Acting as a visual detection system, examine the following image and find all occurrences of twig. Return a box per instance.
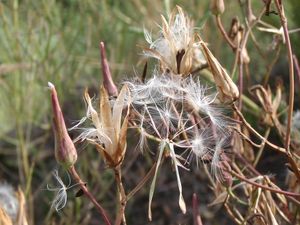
[69,166,112,225]
[233,126,266,148]
[273,0,300,184]
[215,15,237,50]
[232,104,286,153]
[235,153,300,206]
[274,0,294,153]
[232,171,300,198]
[253,127,270,167]
[263,45,281,86]
[237,8,266,108]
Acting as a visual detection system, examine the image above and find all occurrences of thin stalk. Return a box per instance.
[215,15,236,50]
[274,0,294,153]
[263,45,281,86]
[232,171,300,198]
[232,104,286,153]
[237,8,265,109]
[273,0,300,184]
[114,167,127,225]
[69,166,112,225]
[253,127,270,167]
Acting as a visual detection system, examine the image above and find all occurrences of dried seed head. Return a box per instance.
[100,42,118,97]
[72,84,130,168]
[143,6,204,76]
[210,0,225,15]
[48,82,77,169]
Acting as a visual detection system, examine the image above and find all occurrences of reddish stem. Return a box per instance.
[273,0,300,184]
[192,193,203,225]
[232,171,300,198]
[69,166,112,225]
[215,15,236,50]
[274,1,294,153]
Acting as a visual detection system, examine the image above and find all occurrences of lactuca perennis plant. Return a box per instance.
[46,2,300,224]
[48,5,237,224]
[72,84,130,168]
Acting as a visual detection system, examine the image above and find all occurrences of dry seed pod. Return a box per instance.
[228,17,240,41]
[237,27,250,64]
[198,35,239,102]
[210,0,225,15]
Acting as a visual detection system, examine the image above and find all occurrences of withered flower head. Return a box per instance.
[48,82,77,169]
[72,85,130,168]
[250,84,282,126]
[144,6,205,75]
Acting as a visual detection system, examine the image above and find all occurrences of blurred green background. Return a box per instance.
[0,0,299,224]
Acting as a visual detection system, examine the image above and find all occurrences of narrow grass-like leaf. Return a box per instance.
[148,141,166,221]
